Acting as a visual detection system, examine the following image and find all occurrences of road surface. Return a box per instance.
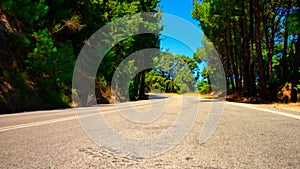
[0,94,299,168]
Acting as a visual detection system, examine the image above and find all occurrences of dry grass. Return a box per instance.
[257,102,300,112]
[149,92,213,99]
[150,92,300,112]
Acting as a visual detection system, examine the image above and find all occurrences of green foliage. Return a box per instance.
[0,0,161,112]
[145,70,167,92]
[174,67,196,93]
[112,59,138,101]
[3,0,49,26]
[0,69,41,112]
[197,80,211,94]
[295,69,300,90]
[129,80,137,101]
[192,0,300,101]
[286,10,300,34]
[25,29,74,107]
[97,76,108,88]
[146,52,198,94]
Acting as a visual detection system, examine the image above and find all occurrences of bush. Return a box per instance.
[25,29,75,108]
[197,80,211,94]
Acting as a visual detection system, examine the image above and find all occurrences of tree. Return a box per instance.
[192,0,300,102]
[145,52,198,94]
[286,6,300,102]
[0,0,161,112]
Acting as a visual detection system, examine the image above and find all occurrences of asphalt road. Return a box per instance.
[0,94,299,168]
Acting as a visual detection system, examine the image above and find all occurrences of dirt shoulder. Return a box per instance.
[226,93,300,112]
[255,102,300,112]
[149,92,300,112]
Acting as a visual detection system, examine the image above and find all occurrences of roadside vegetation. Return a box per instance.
[0,0,299,113]
[192,0,300,103]
[0,0,160,113]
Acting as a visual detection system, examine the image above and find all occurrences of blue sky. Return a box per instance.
[159,0,203,58]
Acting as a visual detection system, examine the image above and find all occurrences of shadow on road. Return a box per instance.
[146,94,169,100]
[199,99,222,102]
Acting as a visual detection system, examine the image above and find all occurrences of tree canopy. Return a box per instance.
[192,0,300,102]
[0,0,161,112]
[1,0,299,113]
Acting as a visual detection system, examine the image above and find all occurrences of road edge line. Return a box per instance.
[225,102,300,120]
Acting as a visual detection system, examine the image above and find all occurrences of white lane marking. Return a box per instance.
[0,109,74,117]
[0,116,78,132]
[0,98,168,117]
[226,102,300,120]
[0,102,162,133]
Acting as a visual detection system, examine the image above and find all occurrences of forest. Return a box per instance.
[0,0,299,113]
[192,0,300,103]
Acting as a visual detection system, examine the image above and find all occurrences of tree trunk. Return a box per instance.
[262,9,275,80]
[240,0,249,95]
[232,23,241,92]
[282,7,291,84]
[282,24,289,83]
[291,33,300,102]
[254,0,267,98]
[225,30,236,90]
[248,0,256,96]
[138,71,146,100]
